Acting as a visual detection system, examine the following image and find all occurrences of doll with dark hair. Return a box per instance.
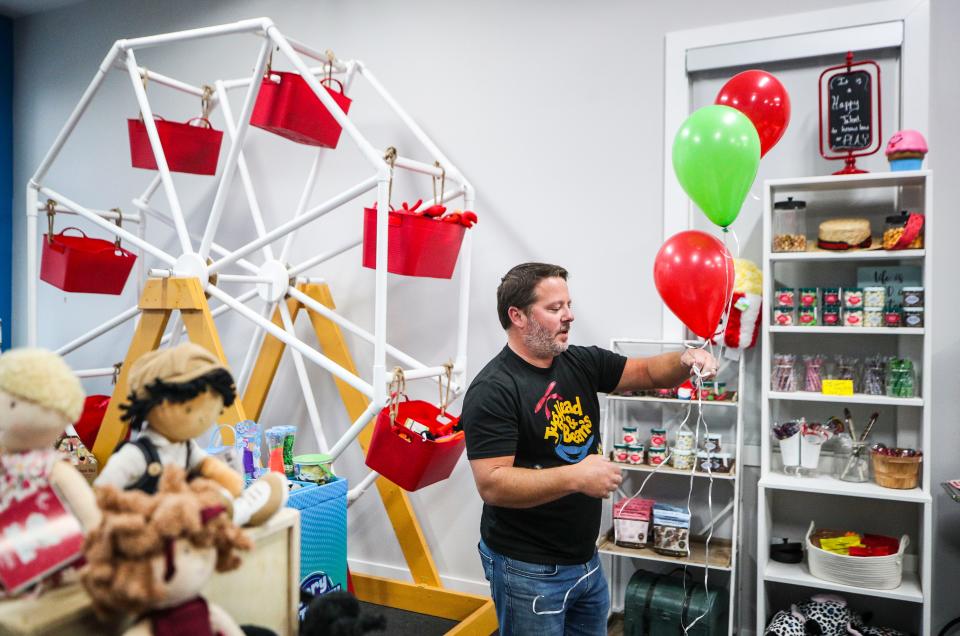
[95,343,285,527]
[300,591,387,636]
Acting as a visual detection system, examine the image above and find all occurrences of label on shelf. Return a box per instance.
[821,379,854,396]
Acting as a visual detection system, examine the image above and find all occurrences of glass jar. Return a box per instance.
[843,306,863,327]
[901,287,924,308]
[862,355,887,395]
[843,288,864,308]
[883,211,924,250]
[773,197,807,252]
[771,354,799,392]
[613,444,629,463]
[774,288,795,307]
[836,439,870,483]
[773,306,795,326]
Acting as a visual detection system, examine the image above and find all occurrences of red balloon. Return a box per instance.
[715,70,790,158]
[654,231,735,339]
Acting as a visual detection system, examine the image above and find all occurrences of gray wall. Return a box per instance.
[10,0,959,631]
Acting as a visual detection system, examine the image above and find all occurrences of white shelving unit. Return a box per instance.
[757,170,933,633]
[600,338,745,635]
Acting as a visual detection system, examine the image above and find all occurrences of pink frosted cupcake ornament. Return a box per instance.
[885,130,928,171]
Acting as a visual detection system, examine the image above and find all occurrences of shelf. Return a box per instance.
[607,395,738,408]
[770,326,924,335]
[769,249,925,262]
[617,461,737,481]
[598,532,732,571]
[759,473,930,503]
[768,391,923,407]
[766,170,929,192]
[764,560,924,603]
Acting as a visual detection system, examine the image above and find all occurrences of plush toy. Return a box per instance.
[94,343,285,526]
[0,348,101,595]
[83,465,252,635]
[300,591,386,636]
[764,594,907,636]
[713,258,762,351]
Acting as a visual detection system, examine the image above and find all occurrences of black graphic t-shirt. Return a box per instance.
[461,344,627,565]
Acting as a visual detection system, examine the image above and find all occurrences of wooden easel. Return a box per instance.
[93,277,497,635]
[91,277,246,466]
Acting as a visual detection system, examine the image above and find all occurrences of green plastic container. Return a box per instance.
[624,569,728,636]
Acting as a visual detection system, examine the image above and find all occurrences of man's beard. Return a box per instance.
[523,315,569,358]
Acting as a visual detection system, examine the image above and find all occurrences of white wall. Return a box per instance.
[19,0,958,625]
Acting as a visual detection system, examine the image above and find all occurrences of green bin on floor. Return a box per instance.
[623,568,727,636]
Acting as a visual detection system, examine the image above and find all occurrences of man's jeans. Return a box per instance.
[478,539,609,635]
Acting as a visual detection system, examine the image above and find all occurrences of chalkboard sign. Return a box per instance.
[828,70,872,151]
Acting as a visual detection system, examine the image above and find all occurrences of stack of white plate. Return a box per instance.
[804,521,907,590]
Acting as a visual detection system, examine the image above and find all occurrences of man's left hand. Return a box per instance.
[680,348,718,380]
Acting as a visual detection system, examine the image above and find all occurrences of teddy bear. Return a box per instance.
[0,348,101,595]
[83,465,253,635]
[94,342,285,527]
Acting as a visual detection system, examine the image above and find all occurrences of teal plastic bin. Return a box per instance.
[287,477,347,617]
[624,569,728,636]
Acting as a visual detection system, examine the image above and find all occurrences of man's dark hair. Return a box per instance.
[496,262,568,330]
[119,368,237,432]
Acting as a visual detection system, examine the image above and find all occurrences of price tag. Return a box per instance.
[821,379,854,396]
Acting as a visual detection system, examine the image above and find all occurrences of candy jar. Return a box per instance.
[862,355,887,396]
[886,358,916,398]
[772,197,807,252]
[803,355,825,392]
[771,354,799,392]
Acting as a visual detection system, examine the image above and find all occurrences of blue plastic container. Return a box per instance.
[287,477,348,618]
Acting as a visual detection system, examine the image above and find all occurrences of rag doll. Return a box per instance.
[95,343,285,526]
[0,348,100,595]
[83,465,252,635]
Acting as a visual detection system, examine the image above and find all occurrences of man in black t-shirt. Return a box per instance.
[461,262,717,635]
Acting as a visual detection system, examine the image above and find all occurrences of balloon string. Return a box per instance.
[712,226,742,362]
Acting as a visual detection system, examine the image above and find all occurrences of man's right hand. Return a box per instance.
[574,454,623,498]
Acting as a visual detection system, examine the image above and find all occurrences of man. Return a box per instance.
[461,262,717,635]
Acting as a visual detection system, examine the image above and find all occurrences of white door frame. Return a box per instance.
[661,0,930,340]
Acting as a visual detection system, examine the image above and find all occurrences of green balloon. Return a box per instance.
[672,105,761,228]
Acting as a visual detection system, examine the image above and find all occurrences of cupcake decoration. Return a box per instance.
[885,129,927,171]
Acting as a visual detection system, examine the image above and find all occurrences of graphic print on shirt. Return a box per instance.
[535,380,594,463]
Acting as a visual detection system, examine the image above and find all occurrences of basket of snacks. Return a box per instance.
[871,444,922,489]
[805,522,907,590]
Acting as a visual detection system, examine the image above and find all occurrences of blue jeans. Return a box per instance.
[478,539,609,635]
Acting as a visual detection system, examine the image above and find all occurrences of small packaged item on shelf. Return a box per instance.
[832,355,860,390]
[772,421,801,474]
[862,356,887,395]
[621,426,639,446]
[674,428,694,451]
[235,420,263,485]
[627,445,645,465]
[650,428,667,448]
[696,452,735,474]
[843,288,864,308]
[803,355,825,392]
[774,288,795,307]
[886,359,916,398]
[863,286,886,308]
[883,304,902,327]
[652,504,691,557]
[773,306,795,326]
[798,288,818,308]
[843,307,863,327]
[613,443,629,463]
[798,306,817,326]
[646,447,667,467]
[901,286,924,308]
[772,197,807,252]
[903,307,924,328]
[613,497,655,548]
[864,308,883,328]
[671,449,694,471]
[821,287,841,306]
[704,434,722,454]
[821,305,842,326]
[771,354,799,392]
[293,453,335,484]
